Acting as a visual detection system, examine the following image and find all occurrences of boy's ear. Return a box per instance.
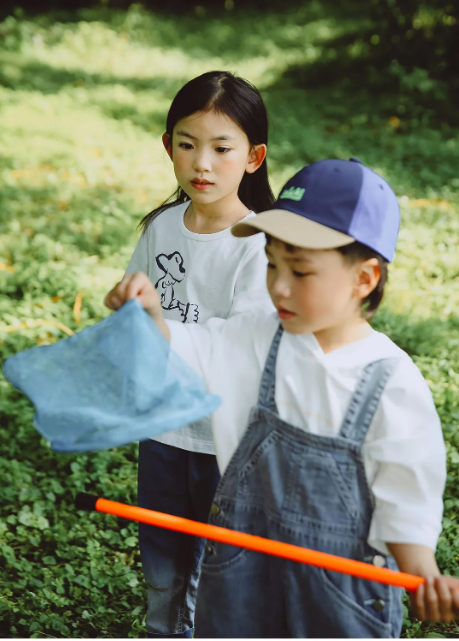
[245,143,267,174]
[356,258,380,299]
[162,132,173,160]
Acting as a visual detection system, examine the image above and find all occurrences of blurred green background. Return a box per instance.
[1,0,459,637]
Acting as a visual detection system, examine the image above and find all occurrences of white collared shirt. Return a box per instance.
[168,310,446,554]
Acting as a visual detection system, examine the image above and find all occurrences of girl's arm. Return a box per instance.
[104,272,170,341]
[387,543,459,622]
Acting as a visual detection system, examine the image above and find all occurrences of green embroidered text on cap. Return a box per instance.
[279,186,305,202]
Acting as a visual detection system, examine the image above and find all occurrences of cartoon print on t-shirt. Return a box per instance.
[155,252,199,323]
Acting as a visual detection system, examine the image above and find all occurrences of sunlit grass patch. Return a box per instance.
[0,4,459,638]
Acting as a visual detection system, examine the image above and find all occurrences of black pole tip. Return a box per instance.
[75,492,98,512]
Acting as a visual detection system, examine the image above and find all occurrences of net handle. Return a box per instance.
[75,493,423,591]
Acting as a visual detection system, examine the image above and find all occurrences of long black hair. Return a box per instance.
[139,71,275,232]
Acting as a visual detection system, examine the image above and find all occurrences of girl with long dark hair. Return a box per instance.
[121,70,275,638]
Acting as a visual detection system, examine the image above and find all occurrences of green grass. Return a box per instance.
[1,3,459,637]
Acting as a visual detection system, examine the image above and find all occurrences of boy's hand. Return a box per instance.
[411,576,459,623]
[387,543,459,623]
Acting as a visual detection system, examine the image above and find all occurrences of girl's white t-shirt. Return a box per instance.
[125,200,274,453]
[168,310,447,555]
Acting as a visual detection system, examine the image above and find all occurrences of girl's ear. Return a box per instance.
[245,143,267,174]
[162,132,173,160]
[355,258,380,300]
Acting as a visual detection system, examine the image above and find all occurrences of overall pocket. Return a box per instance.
[282,448,359,533]
[319,566,396,637]
[199,518,254,574]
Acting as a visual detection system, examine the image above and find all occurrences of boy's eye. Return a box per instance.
[293,271,312,278]
[267,262,276,269]
[216,147,231,154]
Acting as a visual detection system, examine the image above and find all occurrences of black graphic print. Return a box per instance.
[155,252,199,323]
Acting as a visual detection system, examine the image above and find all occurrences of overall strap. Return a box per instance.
[339,357,400,444]
[258,325,284,412]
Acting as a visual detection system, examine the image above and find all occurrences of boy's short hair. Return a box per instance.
[265,235,387,320]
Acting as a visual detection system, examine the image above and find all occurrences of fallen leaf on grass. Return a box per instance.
[409,199,453,211]
[73,291,83,324]
[0,262,15,273]
[0,319,74,336]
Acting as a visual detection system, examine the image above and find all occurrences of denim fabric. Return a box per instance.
[195,326,403,638]
[138,439,220,636]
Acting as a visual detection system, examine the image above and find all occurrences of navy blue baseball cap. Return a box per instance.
[233,158,400,262]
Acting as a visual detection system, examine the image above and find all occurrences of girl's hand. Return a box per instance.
[105,273,162,319]
[411,576,459,623]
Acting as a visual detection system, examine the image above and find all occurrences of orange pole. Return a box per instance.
[76,493,424,591]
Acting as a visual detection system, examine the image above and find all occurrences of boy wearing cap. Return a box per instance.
[105,159,458,638]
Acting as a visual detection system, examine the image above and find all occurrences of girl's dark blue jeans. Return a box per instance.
[138,439,220,638]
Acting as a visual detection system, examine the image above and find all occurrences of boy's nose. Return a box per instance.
[271,276,291,299]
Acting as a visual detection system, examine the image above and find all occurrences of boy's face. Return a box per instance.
[265,238,371,336]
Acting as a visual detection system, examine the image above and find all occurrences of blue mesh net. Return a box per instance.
[3,300,220,453]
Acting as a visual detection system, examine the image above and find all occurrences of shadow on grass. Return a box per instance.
[2,2,458,128]
[0,0,311,22]
[1,7,458,194]
[98,101,167,133]
[264,25,459,128]
[0,57,187,97]
[261,64,459,195]
[3,1,354,61]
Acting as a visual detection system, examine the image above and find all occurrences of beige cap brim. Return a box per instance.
[232,209,355,250]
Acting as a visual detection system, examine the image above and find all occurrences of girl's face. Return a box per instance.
[163,109,265,209]
[265,239,379,339]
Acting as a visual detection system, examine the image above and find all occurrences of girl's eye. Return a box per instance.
[293,271,312,278]
[267,262,276,269]
[178,142,193,149]
[216,147,231,154]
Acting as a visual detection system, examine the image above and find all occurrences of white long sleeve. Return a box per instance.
[168,311,446,553]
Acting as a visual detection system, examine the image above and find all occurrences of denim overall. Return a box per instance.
[195,327,403,638]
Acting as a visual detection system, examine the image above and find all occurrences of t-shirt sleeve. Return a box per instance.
[125,228,150,275]
[228,237,274,317]
[365,358,446,554]
[168,320,214,385]
[168,311,277,472]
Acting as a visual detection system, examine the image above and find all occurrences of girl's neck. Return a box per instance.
[184,195,250,235]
